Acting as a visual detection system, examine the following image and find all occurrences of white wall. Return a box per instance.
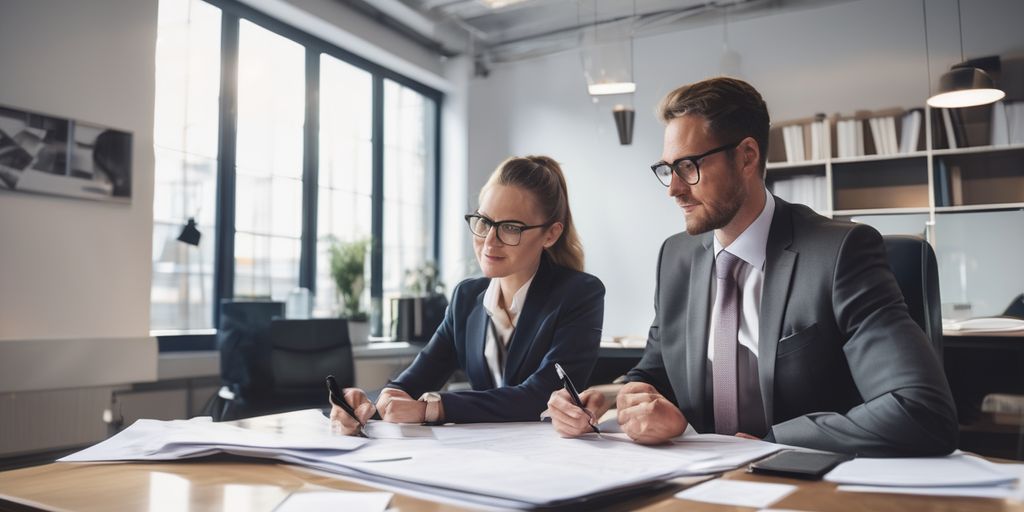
[465,0,1024,336]
[0,0,158,341]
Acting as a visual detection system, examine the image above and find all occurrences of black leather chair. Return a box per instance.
[882,235,943,363]
[214,300,354,420]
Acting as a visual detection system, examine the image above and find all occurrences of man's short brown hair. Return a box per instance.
[657,77,770,173]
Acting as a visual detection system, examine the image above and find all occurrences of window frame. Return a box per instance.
[157,0,443,350]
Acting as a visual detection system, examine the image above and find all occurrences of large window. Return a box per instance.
[382,80,437,328]
[315,55,373,317]
[151,0,221,331]
[151,0,441,339]
[233,20,305,301]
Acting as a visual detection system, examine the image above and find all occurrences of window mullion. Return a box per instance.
[213,12,240,327]
[371,74,385,336]
[300,48,319,292]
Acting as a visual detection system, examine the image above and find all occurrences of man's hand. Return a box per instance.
[328,388,375,436]
[375,388,426,424]
[616,382,688,445]
[545,388,610,437]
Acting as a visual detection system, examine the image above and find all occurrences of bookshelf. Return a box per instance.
[766,106,1024,222]
[767,105,1024,321]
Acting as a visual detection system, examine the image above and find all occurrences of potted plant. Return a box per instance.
[329,237,370,345]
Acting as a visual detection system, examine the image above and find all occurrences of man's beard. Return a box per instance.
[683,168,746,235]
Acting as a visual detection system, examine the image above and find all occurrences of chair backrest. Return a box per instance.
[267,318,354,398]
[882,235,943,362]
[217,300,284,394]
[217,301,353,419]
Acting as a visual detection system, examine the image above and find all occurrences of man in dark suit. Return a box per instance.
[547,77,957,457]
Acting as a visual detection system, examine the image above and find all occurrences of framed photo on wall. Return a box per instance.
[0,104,132,203]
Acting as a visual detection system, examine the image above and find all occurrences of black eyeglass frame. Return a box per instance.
[464,213,555,246]
[650,139,743,187]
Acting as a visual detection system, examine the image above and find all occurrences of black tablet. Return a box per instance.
[748,449,854,480]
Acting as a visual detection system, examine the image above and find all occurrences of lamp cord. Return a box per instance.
[922,0,932,97]
[956,0,965,63]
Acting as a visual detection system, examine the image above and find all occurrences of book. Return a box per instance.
[884,116,899,155]
[1006,101,1024,144]
[869,117,884,155]
[899,109,923,153]
[934,159,951,206]
[942,108,958,149]
[949,164,963,206]
[767,125,787,163]
[991,101,1009,146]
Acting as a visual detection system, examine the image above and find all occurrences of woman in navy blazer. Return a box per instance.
[331,155,605,430]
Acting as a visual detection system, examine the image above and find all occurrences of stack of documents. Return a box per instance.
[61,411,368,461]
[61,409,781,510]
[943,316,1024,334]
[825,452,1023,500]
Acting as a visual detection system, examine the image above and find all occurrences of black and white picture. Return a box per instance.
[0,105,132,203]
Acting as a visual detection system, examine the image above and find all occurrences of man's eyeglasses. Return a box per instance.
[464,213,553,246]
[650,140,742,187]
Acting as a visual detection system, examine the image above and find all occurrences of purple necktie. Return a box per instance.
[713,250,742,435]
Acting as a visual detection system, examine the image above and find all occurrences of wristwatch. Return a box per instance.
[419,392,443,425]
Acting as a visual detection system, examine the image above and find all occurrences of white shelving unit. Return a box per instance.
[766,106,1024,241]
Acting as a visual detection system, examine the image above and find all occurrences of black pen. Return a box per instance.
[326,375,369,438]
[554,363,601,435]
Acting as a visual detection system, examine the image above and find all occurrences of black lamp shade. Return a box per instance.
[613,108,635,145]
[928,67,1005,108]
[177,218,201,246]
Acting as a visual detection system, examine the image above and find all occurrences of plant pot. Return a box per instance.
[347,320,370,346]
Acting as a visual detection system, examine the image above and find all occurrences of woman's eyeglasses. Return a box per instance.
[464,214,553,246]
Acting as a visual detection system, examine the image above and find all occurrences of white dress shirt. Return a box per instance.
[482,274,535,387]
[707,188,775,362]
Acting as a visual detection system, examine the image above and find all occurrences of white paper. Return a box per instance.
[838,484,1015,499]
[837,461,1024,500]
[60,410,366,462]
[363,421,436,439]
[274,490,392,512]
[60,410,782,509]
[825,453,1018,487]
[675,479,797,508]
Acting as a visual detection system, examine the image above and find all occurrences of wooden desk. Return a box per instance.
[1,450,1021,511]
[1,457,1021,511]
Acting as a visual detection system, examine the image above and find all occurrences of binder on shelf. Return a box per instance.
[957,104,993,147]
[802,122,812,161]
[949,165,963,206]
[934,159,951,207]
[991,101,1010,146]
[932,108,949,150]
[940,108,971,149]
[899,109,924,153]
[857,110,877,156]
[1007,101,1024,144]
[767,125,787,163]
[864,108,903,156]
[771,116,829,164]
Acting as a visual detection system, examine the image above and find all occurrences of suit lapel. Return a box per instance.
[503,255,554,382]
[685,233,714,431]
[466,289,494,389]
[757,197,797,425]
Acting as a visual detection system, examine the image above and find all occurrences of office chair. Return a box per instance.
[882,235,943,363]
[213,300,354,420]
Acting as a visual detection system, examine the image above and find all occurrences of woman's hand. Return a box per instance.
[328,388,375,436]
[545,388,610,437]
